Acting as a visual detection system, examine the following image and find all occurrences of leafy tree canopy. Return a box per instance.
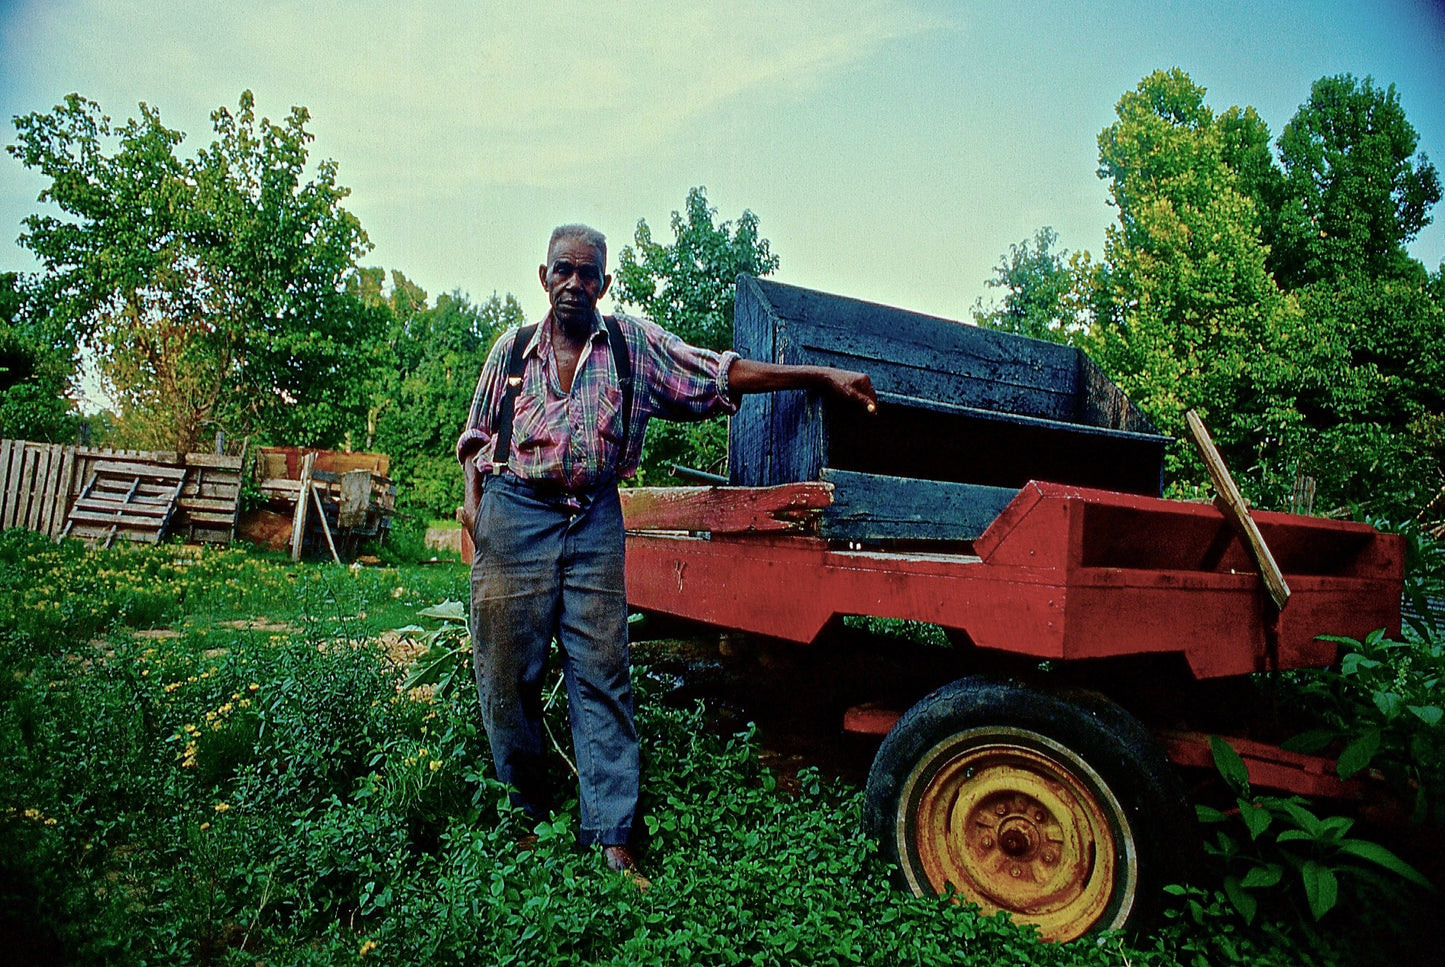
[971,226,1089,344]
[1271,74,1442,289]
[7,91,378,452]
[357,268,522,519]
[992,68,1441,521]
[0,271,79,443]
[612,187,780,482]
[612,186,779,353]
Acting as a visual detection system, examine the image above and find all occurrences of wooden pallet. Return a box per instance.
[60,460,187,548]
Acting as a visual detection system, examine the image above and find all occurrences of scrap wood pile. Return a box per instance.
[0,439,243,548]
[241,447,396,562]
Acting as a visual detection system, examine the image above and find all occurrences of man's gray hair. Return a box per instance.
[548,223,607,267]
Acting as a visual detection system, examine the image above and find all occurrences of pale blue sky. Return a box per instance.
[2,0,1441,332]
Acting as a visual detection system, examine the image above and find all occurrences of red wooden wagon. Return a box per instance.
[617,277,1406,941]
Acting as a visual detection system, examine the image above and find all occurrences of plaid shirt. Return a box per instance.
[456,311,739,491]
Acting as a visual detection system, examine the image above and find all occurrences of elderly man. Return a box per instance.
[457,224,874,879]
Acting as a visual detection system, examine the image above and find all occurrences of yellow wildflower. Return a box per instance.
[429,760,443,772]
[359,939,378,957]
[213,802,230,813]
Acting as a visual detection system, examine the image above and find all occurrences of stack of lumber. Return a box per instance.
[0,439,243,546]
[243,447,395,561]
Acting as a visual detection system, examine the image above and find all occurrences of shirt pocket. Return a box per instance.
[510,392,561,455]
[596,383,626,448]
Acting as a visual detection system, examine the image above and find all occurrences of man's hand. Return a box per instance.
[823,369,877,413]
[461,456,484,535]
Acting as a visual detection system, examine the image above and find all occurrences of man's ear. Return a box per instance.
[599,272,612,299]
[538,263,549,288]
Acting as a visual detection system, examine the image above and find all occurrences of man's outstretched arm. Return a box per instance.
[726,358,877,411]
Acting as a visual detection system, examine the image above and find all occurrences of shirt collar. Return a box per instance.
[533,310,606,357]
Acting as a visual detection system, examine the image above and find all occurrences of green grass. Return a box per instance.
[0,529,1432,965]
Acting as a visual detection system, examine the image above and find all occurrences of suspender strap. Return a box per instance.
[602,315,634,463]
[490,323,537,474]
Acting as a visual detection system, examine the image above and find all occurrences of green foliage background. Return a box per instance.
[974,70,1443,524]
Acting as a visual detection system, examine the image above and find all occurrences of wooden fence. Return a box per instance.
[0,439,244,545]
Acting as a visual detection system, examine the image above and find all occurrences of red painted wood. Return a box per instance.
[1157,731,1373,799]
[619,482,832,533]
[844,704,902,736]
[624,482,1405,678]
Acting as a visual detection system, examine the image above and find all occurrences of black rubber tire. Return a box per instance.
[862,676,1189,941]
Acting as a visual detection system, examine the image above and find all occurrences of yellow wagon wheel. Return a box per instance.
[863,678,1188,942]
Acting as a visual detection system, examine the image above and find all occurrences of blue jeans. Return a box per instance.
[469,474,637,846]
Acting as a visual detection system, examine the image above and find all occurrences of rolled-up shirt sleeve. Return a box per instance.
[455,330,514,470]
[635,318,739,421]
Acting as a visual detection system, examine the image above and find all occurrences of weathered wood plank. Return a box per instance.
[338,470,373,528]
[182,453,244,469]
[73,493,174,514]
[185,510,244,525]
[291,453,315,561]
[621,482,834,533]
[8,441,30,529]
[0,440,19,528]
[728,275,1167,502]
[819,469,1018,542]
[1187,410,1290,610]
[176,497,241,513]
[88,460,187,481]
[741,275,1080,418]
[46,446,78,538]
[67,507,173,525]
[23,444,51,533]
[15,446,39,532]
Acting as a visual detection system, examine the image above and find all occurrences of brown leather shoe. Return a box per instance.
[601,845,651,890]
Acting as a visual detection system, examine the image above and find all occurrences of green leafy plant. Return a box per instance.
[1283,624,1445,825]
[1197,736,1432,926]
[397,599,472,700]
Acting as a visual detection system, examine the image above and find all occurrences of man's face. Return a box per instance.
[540,237,611,339]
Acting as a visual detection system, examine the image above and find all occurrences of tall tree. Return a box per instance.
[1083,69,1442,520]
[359,270,521,519]
[0,272,78,442]
[612,186,779,353]
[1271,74,1441,289]
[971,226,1088,344]
[612,187,781,481]
[1088,69,1292,494]
[8,91,377,452]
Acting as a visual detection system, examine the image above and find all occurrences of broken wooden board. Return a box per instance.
[620,482,832,533]
[60,460,187,547]
[1186,409,1290,610]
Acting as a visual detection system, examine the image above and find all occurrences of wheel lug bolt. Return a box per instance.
[995,803,1007,816]
[1010,865,1021,877]
[981,836,993,848]
[1033,809,1045,822]
[1043,851,1056,864]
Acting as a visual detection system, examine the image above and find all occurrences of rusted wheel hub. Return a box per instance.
[906,731,1133,942]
